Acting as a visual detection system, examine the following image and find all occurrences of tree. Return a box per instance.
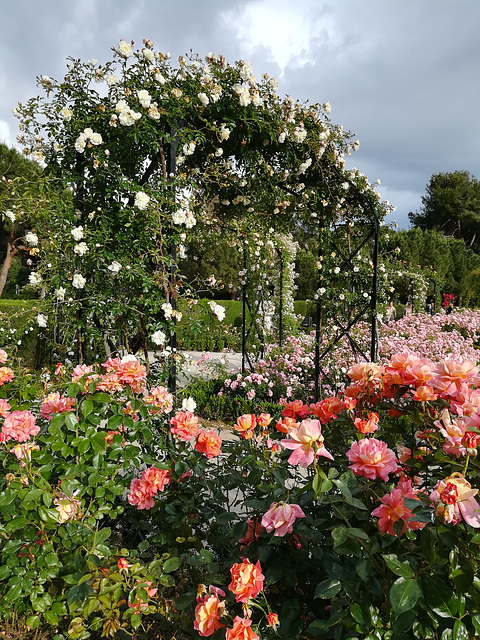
[384,227,480,306]
[0,144,54,297]
[409,171,480,251]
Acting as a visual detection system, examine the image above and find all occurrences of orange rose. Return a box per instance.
[226,616,259,640]
[195,430,222,458]
[228,559,264,603]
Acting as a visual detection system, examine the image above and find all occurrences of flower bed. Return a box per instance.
[2,345,480,638]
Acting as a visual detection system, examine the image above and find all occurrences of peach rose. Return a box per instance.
[228,559,264,603]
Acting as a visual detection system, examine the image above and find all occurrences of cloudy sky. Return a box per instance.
[1,0,479,228]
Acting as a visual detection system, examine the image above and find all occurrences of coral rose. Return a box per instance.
[170,411,200,441]
[40,392,76,419]
[194,594,226,637]
[226,616,259,640]
[233,414,256,439]
[2,410,39,442]
[195,430,222,458]
[0,366,14,386]
[281,419,333,467]
[228,559,264,603]
[346,438,399,482]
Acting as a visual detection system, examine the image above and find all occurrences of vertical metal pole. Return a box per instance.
[314,224,323,402]
[242,245,247,374]
[278,248,283,348]
[433,279,437,312]
[370,215,380,362]
[168,130,178,395]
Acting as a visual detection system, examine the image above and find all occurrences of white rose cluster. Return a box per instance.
[4,210,16,223]
[36,313,48,328]
[209,301,226,322]
[114,100,142,127]
[75,128,103,153]
[151,329,166,346]
[28,272,42,288]
[118,39,133,58]
[25,232,39,247]
[232,84,251,107]
[72,273,86,289]
[134,191,150,210]
[71,226,84,241]
[74,242,88,256]
[108,261,122,274]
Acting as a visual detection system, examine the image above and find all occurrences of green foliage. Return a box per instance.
[386,227,480,306]
[409,170,480,252]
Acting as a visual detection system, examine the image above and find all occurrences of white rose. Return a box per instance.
[55,287,66,301]
[134,191,150,210]
[198,92,209,107]
[89,132,103,145]
[28,272,42,287]
[181,397,197,412]
[118,39,133,58]
[25,232,39,247]
[72,273,86,289]
[71,226,84,241]
[172,209,187,225]
[151,330,166,346]
[36,314,47,328]
[60,106,73,122]
[162,302,173,319]
[108,261,122,274]
[137,89,152,108]
[5,210,16,223]
[74,242,88,256]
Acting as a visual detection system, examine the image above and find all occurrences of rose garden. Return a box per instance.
[2,39,480,640]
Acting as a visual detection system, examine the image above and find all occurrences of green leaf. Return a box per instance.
[331,526,349,548]
[350,603,371,630]
[5,583,23,601]
[64,412,78,430]
[332,478,352,501]
[315,578,342,599]
[389,577,420,615]
[383,554,415,579]
[39,506,59,524]
[23,488,44,503]
[92,392,111,404]
[93,527,111,546]
[6,517,28,533]
[174,592,196,610]
[163,557,181,573]
[452,620,469,640]
[81,399,94,417]
[67,582,95,606]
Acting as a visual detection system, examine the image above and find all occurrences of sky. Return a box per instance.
[1,0,480,229]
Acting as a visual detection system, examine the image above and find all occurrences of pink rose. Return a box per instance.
[2,410,39,442]
[281,419,333,467]
[346,438,399,482]
[261,502,305,537]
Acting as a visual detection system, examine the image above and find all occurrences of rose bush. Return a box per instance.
[2,343,480,638]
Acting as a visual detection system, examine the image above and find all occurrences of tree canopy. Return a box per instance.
[409,171,480,252]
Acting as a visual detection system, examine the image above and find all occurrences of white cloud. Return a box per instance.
[221,0,337,72]
[0,120,12,147]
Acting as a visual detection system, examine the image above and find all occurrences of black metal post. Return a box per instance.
[168,129,178,395]
[314,224,323,402]
[241,245,247,373]
[277,248,284,348]
[370,214,380,362]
